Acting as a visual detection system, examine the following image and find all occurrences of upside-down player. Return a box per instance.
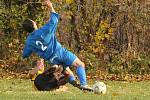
[29,59,85,91]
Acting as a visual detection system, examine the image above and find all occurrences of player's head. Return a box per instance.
[34,73,67,91]
[34,65,68,91]
[22,19,38,33]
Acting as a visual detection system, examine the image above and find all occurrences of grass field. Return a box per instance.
[0,79,150,100]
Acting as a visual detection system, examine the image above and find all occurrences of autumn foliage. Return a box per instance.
[0,0,150,80]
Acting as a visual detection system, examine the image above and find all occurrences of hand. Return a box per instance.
[37,59,44,71]
[44,0,52,8]
[44,0,55,12]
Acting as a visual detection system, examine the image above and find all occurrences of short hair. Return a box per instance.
[22,19,35,33]
[34,73,58,91]
[34,66,68,91]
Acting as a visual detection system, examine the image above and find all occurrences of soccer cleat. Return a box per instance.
[69,80,80,88]
[79,85,93,91]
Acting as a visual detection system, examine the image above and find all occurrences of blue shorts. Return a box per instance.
[48,47,77,67]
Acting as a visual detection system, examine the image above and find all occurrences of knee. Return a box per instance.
[77,61,85,68]
[72,58,85,68]
[81,62,85,68]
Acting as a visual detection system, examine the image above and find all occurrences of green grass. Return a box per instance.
[0,79,150,100]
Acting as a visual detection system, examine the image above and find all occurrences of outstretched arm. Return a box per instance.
[22,44,32,58]
[40,0,60,39]
[44,0,55,13]
[29,59,44,80]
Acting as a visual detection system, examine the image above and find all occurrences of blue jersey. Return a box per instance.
[22,12,62,60]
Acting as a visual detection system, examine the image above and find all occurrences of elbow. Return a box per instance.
[52,18,58,25]
[50,12,59,24]
[22,54,28,59]
[22,55,25,59]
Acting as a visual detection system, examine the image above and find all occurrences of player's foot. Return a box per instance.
[69,80,80,87]
[79,85,93,91]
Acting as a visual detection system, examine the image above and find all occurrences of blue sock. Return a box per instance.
[76,65,87,86]
[68,75,75,83]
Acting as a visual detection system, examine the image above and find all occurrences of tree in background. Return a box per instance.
[0,0,150,79]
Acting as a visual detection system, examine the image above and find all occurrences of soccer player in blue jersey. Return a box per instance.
[22,0,91,90]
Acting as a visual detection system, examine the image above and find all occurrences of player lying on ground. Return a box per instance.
[22,0,91,90]
[29,59,92,91]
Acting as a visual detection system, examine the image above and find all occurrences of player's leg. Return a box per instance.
[60,48,90,88]
[50,48,77,84]
[53,47,91,89]
[72,58,92,90]
[63,67,80,88]
[64,67,75,83]
[71,58,87,86]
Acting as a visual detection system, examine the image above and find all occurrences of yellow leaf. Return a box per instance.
[108,28,114,34]
[65,0,74,4]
